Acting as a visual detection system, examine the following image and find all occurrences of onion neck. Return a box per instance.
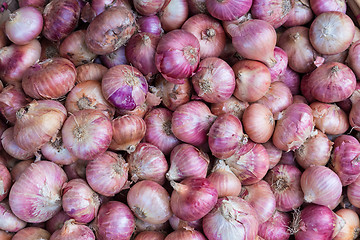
[170,181,189,193]
[77,97,94,110]
[162,121,172,136]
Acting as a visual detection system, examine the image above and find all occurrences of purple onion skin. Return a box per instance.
[108,85,137,110]
[99,46,128,68]
[138,15,163,36]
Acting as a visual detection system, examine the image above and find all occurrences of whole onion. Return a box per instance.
[258,211,291,240]
[206,0,252,21]
[99,46,128,68]
[50,219,95,240]
[165,229,206,240]
[333,208,360,240]
[134,0,165,15]
[159,0,188,32]
[310,0,346,15]
[9,161,67,223]
[0,85,30,124]
[138,15,163,36]
[347,40,360,79]
[210,96,249,119]
[1,127,34,160]
[11,227,51,240]
[75,63,108,83]
[0,201,26,232]
[283,0,313,27]
[279,67,301,95]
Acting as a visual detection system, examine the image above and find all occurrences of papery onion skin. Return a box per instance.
[76,63,108,83]
[165,229,206,240]
[11,227,51,240]
[134,231,166,240]
[86,151,128,196]
[22,57,76,100]
[206,0,252,21]
[0,164,11,201]
[85,6,136,55]
[258,211,291,240]
[203,196,259,240]
[0,201,26,232]
[50,219,95,240]
[301,166,342,208]
[159,0,188,32]
[62,109,113,161]
[0,85,30,124]
[210,96,249,119]
[1,127,34,160]
[9,161,68,223]
[42,0,80,42]
[283,0,313,27]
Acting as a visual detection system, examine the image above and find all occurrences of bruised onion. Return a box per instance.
[0,163,11,201]
[1,127,34,160]
[0,201,26,232]
[0,85,29,124]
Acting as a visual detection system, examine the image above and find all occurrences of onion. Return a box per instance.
[135,217,170,233]
[42,0,80,42]
[102,65,148,111]
[251,0,295,28]
[138,15,163,36]
[11,227,51,240]
[347,40,360,79]
[0,39,41,84]
[191,57,235,103]
[0,85,30,124]
[127,180,172,224]
[63,159,88,180]
[14,100,67,152]
[232,60,271,102]
[293,95,308,104]
[0,201,26,232]
[75,63,108,83]
[279,151,299,166]
[170,177,218,221]
[169,215,202,231]
[295,130,333,169]
[9,161,67,223]
[125,33,160,77]
[171,101,216,147]
[93,201,135,240]
[39,38,60,61]
[90,0,132,16]
[61,178,100,223]
[45,210,71,234]
[263,141,282,168]
[99,46,128,68]
[334,208,360,240]
[65,80,115,119]
[310,0,346,15]
[85,6,136,55]
[166,143,209,182]
[293,204,336,240]
[18,0,48,8]
[144,108,180,156]
[241,180,276,224]
[86,151,128,196]
[134,231,166,240]
[265,164,303,212]
[309,11,354,55]
[225,141,270,185]
[59,30,97,66]
[11,160,33,182]
[206,0,251,21]
[109,115,146,152]
[22,57,76,100]
[208,113,245,159]
[301,166,342,208]
[350,101,360,131]
[283,0,313,27]
[258,211,291,240]
[165,228,206,240]
[134,0,165,15]
[159,0,188,32]
[62,109,113,161]
[279,67,301,95]
[0,162,10,201]
[269,47,288,82]
[203,196,259,240]
[307,62,356,103]
[278,26,319,73]
[50,219,95,240]
[4,6,43,45]
[210,96,249,119]
[1,127,34,160]
[155,29,200,84]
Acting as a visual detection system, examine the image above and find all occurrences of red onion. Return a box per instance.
[62,178,100,223]
[208,113,245,159]
[0,201,26,232]
[279,150,299,166]
[309,11,354,55]
[251,0,295,28]
[269,47,288,83]
[310,0,346,16]
[165,229,206,240]
[169,215,202,231]
[18,0,48,8]
[63,159,88,180]
[283,0,313,27]
[334,209,360,239]
[135,217,170,233]
[85,6,136,55]
[350,100,360,131]
[41,133,77,165]
[207,160,241,198]
[293,204,336,240]
[22,57,76,100]
[42,0,80,42]
[5,6,43,45]
[99,46,128,68]
[138,15,163,36]
[210,96,249,119]
[241,180,276,224]
[295,130,333,169]
[166,143,209,182]
[127,180,172,224]
[203,196,259,240]
[301,166,342,208]
[159,0,188,32]
[50,219,95,240]
[0,29,7,49]
[144,108,180,156]
[134,0,165,15]
[45,210,71,234]
[232,60,271,102]
[1,127,34,160]
[232,20,277,67]
[206,0,251,21]
[225,141,270,185]
[11,227,51,240]
[347,40,360,79]
[278,67,301,95]
[155,29,200,84]
[258,211,291,240]
[134,231,166,240]
[109,115,146,152]
[9,161,67,223]
[308,62,356,103]
[347,175,360,209]
[86,151,128,196]
[0,163,10,201]
[90,0,131,16]
[102,65,148,111]
[39,37,60,61]
[0,39,41,84]
[278,26,319,73]
[263,141,282,168]
[171,101,216,147]
[182,14,226,58]
[93,201,135,240]
[76,63,108,83]
[0,85,29,124]
[191,57,235,103]
[265,164,304,212]
[14,100,67,152]
[170,177,218,221]
[293,95,308,104]
[11,159,33,182]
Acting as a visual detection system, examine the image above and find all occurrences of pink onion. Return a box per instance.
[301,166,342,208]
[45,210,71,234]
[347,40,360,79]
[1,127,34,160]
[50,219,95,240]
[135,231,166,240]
[11,227,50,240]
[203,196,259,240]
[165,229,206,240]
[99,46,128,68]
[310,0,346,15]
[269,47,288,83]
[350,101,360,131]
[10,160,33,182]
[18,0,48,8]
[138,15,163,36]
[206,0,252,21]
[0,85,30,124]
[134,0,165,15]
[258,211,291,240]
[0,201,26,232]
[263,141,282,169]
[279,67,301,95]
[170,177,218,221]
[75,63,108,84]
[63,160,88,180]
[210,96,249,119]
[283,0,313,27]
[159,0,188,32]
[166,143,209,182]
[334,208,360,240]
[169,215,202,231]
[9,161,67,223]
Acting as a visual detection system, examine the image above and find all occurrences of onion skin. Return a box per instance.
[1,127,34,160]
[85,6,136,55]
[310,0,346,15]
[258,211,291,240]
[99,46,128,68]
[0,164,11,201]
[350,101,360,131]
[134,231,166,240]
[0,230,13,240]
[9,161,68,223]
[0,85,30,124]
[22,57,76,100]
[159,0,189,32]
[41,134,77,166]
[42,0,80,42]
[134,217,170,233]
[269,47,288,82]
[210,96,249,119]
[11,227,51,240]
[169,215,202,231]
[138,15,163,36]
[50,219,95,240]
[75,63,108,83]
[165,229,206,240]
[0,201,26,232]
[206,0,252,21]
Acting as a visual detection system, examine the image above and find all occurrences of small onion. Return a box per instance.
[258,211,291,240]
[283,0,313,27]
[134,231,166,240]
[1,127,34,160]
[0,164,11,201]
[50,219,95,240]
[206,0,252,21]
[334,208,360,240]
[0,201,26,232]
[99,46,128,68]
[159,0,188,32]
[165,228,206,240]
[11,227,51,240]
[133,0,165,16]
[45,210,71,234]
[0,85,30,124]
[138,15,163,36]
[210,96,249,119]
[75,63,108,83]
